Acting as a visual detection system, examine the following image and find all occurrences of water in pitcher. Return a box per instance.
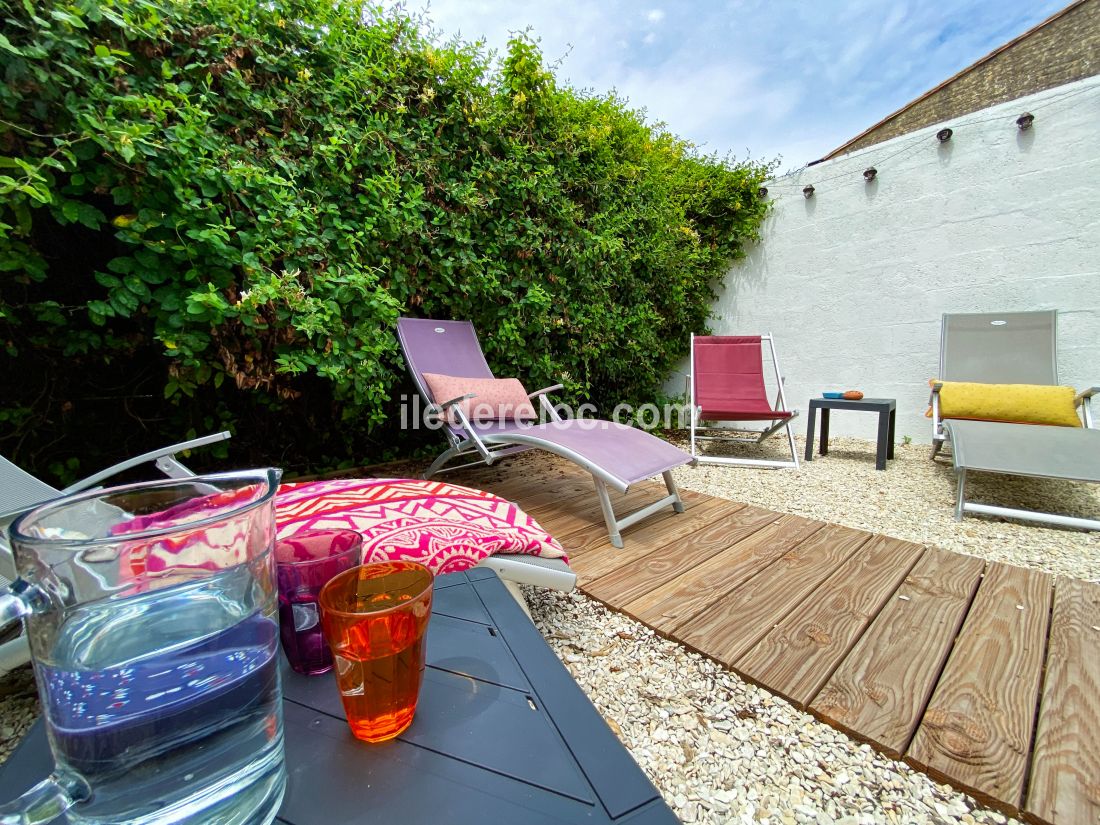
[34,567,284,825]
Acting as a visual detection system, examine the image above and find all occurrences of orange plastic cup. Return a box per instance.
[318,561,434,743]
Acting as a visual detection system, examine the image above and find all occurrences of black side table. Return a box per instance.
[805,397,897,470]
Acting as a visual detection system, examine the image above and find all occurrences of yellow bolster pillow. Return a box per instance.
[935,381,1081,427]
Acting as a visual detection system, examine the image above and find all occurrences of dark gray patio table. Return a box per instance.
[0,568,678,825]
[805,397,897,470]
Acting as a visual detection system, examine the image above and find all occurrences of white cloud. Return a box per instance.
[400,0,1068,165]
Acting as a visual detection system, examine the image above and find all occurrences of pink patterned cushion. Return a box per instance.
[275,478,566,576]
[422,373,536,423]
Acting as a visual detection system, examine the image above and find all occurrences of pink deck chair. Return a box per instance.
[689,334,800,468]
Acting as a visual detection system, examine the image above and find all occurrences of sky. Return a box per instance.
[404,0,1068,171]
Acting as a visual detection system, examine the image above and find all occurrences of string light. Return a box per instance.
[764,83,1098,199]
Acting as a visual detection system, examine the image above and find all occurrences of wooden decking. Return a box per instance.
[463,458,1100,825]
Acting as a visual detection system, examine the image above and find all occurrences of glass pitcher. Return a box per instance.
[0,469,286,825]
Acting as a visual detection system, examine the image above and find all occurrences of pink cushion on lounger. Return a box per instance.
[422,373,536,423]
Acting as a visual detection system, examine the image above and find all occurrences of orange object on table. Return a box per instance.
[843,390,864,400]
[319,561,434,742]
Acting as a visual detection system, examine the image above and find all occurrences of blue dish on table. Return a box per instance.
[822,392,845,399]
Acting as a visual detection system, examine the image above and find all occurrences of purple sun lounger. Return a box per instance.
[397,318,693,548]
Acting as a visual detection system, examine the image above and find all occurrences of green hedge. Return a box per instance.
[0,0,771,480]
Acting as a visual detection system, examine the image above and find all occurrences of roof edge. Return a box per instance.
[820,0,1089,162]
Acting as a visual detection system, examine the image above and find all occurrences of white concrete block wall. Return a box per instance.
[690,75,1100,443]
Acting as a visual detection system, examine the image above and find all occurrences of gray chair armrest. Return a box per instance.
[928,383,946,446]
[426,394,477,433]
[431,393,476,414]
[527,384,564,399]
[527,384,566,422]
[61,431,232,494]
[929,383,945,416]
[1075,387,1099,405]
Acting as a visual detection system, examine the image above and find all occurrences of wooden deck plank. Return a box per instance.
[675,522,872,664]
[621,513,823,630]
[549,489,707,551]
[474,468,593,506]
[735,535,926,708]
[809,548,986,758]
[499,479,596,510]
[546,489,708,555]
[581,498,754,602]
[478,474,616,537]
[906,562,1053,812]
[562,496,732,580]
[1025,577,1100,825]
[524,483,666,538]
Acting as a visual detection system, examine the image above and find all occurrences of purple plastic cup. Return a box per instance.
[275,529,363,675]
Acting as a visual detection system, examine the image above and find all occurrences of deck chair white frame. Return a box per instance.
[688,333,800,469]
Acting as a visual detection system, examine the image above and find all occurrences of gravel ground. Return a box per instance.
[2,434,1094,824]
[0,666,38,766]
[672,432,1100,582]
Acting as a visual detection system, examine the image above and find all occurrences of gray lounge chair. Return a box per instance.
[397,318,693,548]
[930,310,1100,529]
[0,432,233,672]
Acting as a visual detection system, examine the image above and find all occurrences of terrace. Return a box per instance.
[1,1,1098,824]
[1,429,1097,825]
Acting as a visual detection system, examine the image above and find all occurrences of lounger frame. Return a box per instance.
[952,467,1100,530]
